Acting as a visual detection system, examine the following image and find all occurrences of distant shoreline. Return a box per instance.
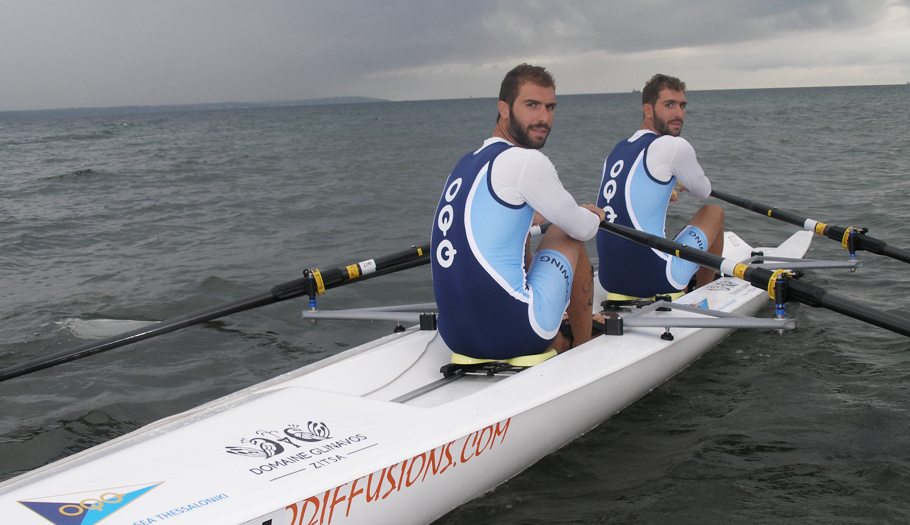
[2,83,905,122]
[0,96,388,121]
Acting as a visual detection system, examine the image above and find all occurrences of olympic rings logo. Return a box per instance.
[58,493,123,516]
[435,177,462,269]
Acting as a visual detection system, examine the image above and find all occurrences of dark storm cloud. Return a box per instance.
[1,0,907,110]
[292,0,903,70]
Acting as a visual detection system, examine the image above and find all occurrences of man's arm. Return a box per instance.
[646,136,711,199]
[492,149,601,240]
[516,153,601,240]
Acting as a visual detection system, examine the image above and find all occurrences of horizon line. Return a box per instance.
[2,82,906,119]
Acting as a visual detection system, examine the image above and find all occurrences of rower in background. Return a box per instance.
[596,74,724,298]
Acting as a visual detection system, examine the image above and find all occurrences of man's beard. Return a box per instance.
[653,112,683,136]
[508,107,550,149]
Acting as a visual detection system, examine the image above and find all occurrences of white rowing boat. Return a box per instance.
[0,230,814,525]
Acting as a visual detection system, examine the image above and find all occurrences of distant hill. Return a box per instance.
[0,96,388,121]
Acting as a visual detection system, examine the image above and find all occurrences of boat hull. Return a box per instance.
[0,231,813,525]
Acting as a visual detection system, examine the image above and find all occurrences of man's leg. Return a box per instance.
[686,204,725,288]
[535,225,596,352]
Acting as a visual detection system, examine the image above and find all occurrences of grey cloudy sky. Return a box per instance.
[3,0,909,111]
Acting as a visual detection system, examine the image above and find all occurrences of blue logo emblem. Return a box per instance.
[19,482,162,525]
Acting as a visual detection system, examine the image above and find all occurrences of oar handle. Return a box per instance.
[599,220,910,338]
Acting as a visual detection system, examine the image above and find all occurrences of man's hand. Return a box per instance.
[670,183,688,204]
[581,203,606,223]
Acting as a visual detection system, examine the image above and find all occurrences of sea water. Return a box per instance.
[2,85,910,523]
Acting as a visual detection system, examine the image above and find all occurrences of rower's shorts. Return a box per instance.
[668,225,708,288]
[527,249,574,334]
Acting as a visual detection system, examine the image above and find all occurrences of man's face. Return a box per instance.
[649,88,687,136]
[505,82,556,149]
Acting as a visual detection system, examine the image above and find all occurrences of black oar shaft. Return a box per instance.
[739,267,910,337]
[599,220,910,338]
[711,189,910,264]
[0,244,431,382]
[881,244,910,262]
[0,291,277,382]
[710,190,808,229]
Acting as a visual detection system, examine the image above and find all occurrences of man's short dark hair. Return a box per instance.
[499,64,556,108]
[642,74,686,106]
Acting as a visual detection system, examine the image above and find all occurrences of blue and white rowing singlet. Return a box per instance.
[431,141,571,359]
[596,133,704,297]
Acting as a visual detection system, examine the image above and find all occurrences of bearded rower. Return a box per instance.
[431,64,605,359]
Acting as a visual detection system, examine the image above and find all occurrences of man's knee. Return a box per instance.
[690,205,724,235]
[700,204,724,225]
[537,225,584,270]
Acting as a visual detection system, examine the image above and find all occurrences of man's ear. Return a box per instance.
[498,100,510,122]
[642,103,653,124]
